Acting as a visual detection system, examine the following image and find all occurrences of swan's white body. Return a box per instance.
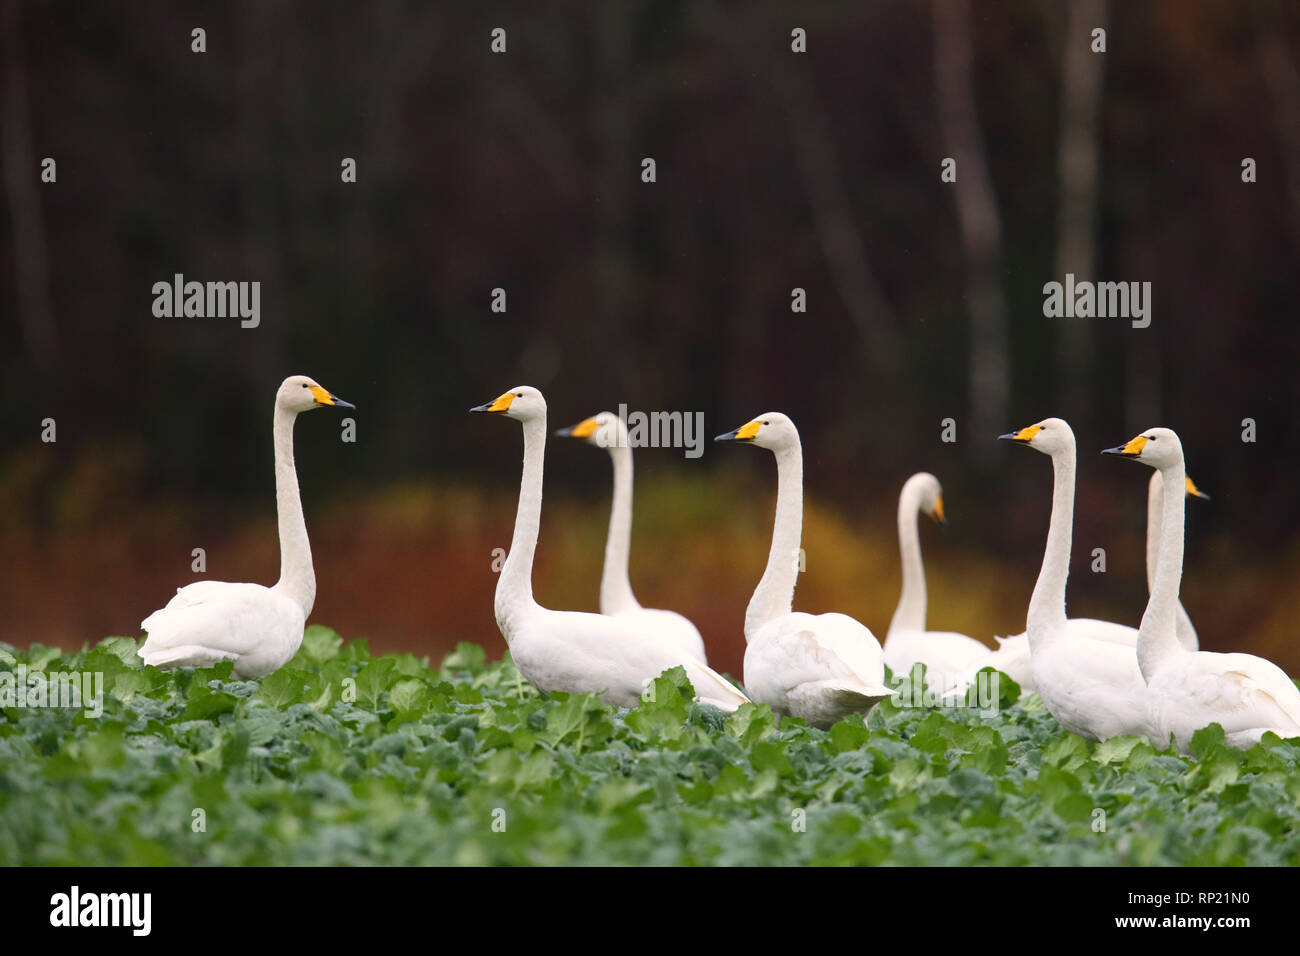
[473,387,747,711]
[1109,428,1300,751]
[717,413,894,729]
[556,412,707,663]
[978,621,1142,695]
[997,419,1151,741]
[971,465,1204,692]
[882,473,991,685]
[139,375,353,679]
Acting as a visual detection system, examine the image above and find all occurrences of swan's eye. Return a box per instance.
[763,420,769,425]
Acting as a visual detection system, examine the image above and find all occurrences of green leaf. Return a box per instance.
[1123,741,1157,772]
[1205,756,1241,794]
[1094,735,1144,766]
[183,687,239,721]
[111,669,153,703]
[538,694,587,747]
[1042,733,1089,772]
[1053,791,1095,823]
[388,679,429,715]
[640,666,694,712]
[1033,764,1082,802]
[827,721,871,754]
[727,703,777,744]
[909,713,955,755]
[355,658,397,711]
[298,625,343,664]
[81,725,127,771]
[513,749,555,792]
[749,740,795,778]
[256,669,310,709]
[97,637,142,665]
[441,642,486,674]
[1189,723,1227,761]
[220,729,250,767]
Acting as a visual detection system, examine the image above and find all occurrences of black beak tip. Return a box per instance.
[713,432,734,443]
[331,397,356,410]
[554,427,573,437]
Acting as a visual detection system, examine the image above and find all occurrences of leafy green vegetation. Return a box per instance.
[2,629,1299,865]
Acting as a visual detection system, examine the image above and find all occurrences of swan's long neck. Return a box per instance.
[1138,459,1187,680]
[600,438,640,615]
[496,416,546,628]
[1144,471,1163,596]
[1147,471,1198,650]
[1026,443,1075,648]
[889,483,927,635]
[271,404,315,616]
[745,440,803,640]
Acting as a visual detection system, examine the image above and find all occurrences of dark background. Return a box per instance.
[2,0,1298,676]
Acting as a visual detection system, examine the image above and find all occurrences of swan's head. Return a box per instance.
[1102,426,1184,470]
[277,375,355,414]
[714,412,798,451]
[555,411,626,448]
[469,385,546,422]
[998,417,1073,457]
[903,472,946,524]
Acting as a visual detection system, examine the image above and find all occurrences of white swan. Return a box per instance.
[883,472,992,685]
[1105,428,1300,751]
[139,375,355,679]
[994,418,1150,741]
[973,462,1207,692]
[715,413,894,729]
[471,386,748,711]
[555,411,708,663]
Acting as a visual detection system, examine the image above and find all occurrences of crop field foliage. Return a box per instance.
[2,629,1299,866]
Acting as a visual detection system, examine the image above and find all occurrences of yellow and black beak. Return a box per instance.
[309,385,355,409]
[998,425,1040,445]
[555,417,599,439]
[715,420,762,443]
[470,392,515,415]
[1186,476,1210,501]
[929,496,947,526]
[1101,435,1148,459]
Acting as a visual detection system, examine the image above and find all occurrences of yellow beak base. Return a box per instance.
[1120,435,1148,457]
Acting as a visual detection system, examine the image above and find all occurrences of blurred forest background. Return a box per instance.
[2,0,1299,678]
